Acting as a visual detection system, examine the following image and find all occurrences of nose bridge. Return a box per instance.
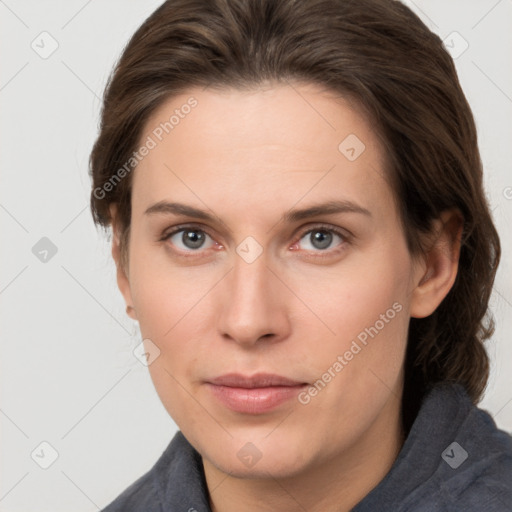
[231,252,269,303]
[217,249,287,345]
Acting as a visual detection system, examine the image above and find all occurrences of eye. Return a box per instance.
[162,227,216,252]
[295,226,347,252]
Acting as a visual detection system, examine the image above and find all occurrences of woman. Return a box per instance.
[89,0,512,510]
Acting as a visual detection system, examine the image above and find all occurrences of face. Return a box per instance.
[114,82,426,479]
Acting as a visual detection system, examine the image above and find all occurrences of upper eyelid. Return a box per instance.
[161,222,215,239]
[162,222,347,236]
[161,223,350,248]
[299,224,350,238]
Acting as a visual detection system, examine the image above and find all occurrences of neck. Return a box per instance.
[203,392,405,512]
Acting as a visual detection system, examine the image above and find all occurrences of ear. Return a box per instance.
[410,209,463,319]
[109,204,138,321]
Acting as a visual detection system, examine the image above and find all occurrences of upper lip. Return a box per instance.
[207,373,306,388]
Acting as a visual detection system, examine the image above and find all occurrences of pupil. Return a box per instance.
[312,230,332,249]
[183,230,204,249]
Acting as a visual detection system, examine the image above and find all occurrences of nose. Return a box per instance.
[217,252,291,347]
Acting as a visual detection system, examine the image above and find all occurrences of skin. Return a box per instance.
[110,82,462,512]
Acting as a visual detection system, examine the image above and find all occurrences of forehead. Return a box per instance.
[131,82,395,225]
[143,82,381,160]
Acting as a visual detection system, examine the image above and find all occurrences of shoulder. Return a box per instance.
[441,385,512,510]
[410,383,512,511]
[353,382,512,512]
[101,430,209,512]
[102,468,160,512]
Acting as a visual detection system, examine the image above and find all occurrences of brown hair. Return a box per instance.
[89,0,500,428]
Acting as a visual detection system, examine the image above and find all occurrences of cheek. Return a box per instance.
[296,246,411,395]
[291,274,410,451]
[296,250,409,342]
[133,285,210,429]
[128,240,209,336]
[127,247,218,411]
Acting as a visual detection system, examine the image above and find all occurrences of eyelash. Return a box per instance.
[159,223,351,258]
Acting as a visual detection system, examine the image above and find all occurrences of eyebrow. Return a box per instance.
[144,199,372,225]
[145,201,220,221]
[282,200,371,222]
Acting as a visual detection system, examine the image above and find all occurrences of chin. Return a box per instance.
[200,430,312,479]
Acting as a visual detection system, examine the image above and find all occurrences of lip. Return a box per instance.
[205,373,308,414]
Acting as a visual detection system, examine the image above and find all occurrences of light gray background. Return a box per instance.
[1,1,511,510]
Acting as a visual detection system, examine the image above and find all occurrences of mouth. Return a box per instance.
[204,373,309,414]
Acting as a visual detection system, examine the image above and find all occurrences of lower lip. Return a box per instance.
[205,383,307,414]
